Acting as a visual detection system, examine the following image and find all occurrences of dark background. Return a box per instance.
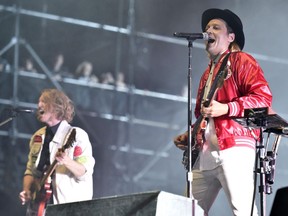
[0,0,288,215]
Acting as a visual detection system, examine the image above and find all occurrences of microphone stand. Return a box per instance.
[0,110,18,127]
[174,33,204,216]
[257,129,281,216]
[257,127,267,216]
[186,39,195,216]
[246,113,268,216]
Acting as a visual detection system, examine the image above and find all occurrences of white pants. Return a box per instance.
[192,147,258,216]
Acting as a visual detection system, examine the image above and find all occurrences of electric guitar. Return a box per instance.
[26,128,76,216]
[182,57,229,170]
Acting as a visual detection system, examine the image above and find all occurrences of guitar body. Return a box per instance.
[182,117,207,170]
[26,177,52,216]
[182,145,201,170]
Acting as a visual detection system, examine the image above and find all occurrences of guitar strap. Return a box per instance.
[202,52,231,104]
[216,52,231,79]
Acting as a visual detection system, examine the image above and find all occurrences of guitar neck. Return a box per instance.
[204,70,225,106]
[40,160,58,187]
[192,72,224,137]
[192,114,204,136]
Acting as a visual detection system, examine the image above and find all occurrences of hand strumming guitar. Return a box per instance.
[174,131,188,150]
[19,190,32,205]
[174,130,208,150]
[19,174,35,205]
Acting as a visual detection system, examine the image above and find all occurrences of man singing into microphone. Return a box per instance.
[174,8,272,216]
[19,89,95,215]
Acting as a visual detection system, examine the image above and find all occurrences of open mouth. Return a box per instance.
[208,38,215,43]
[38,109,45,115]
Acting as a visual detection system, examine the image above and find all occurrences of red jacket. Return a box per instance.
[195,51,273,150]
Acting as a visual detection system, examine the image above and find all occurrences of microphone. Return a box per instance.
[11,108,35,114]
[264,127,288,135]
[173,32,209,40]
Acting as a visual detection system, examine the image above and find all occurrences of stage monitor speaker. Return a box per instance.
[45,190,204,216]
[270,186,288,216]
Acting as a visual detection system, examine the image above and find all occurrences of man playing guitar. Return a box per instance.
[19,89,95,216]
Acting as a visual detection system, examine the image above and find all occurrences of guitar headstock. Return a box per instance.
[62,128,76,151]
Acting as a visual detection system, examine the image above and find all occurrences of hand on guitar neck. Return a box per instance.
[55,148,69,166]
[201,100,229,118]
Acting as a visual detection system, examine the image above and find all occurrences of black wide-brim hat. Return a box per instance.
[201,8,245,50]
